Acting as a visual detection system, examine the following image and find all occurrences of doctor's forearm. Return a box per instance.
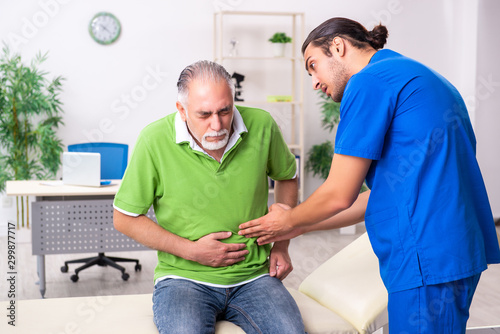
[288,154,371,229]
[287,181,354,228]
[301,190,369,233]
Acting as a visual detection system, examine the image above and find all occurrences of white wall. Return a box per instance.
[476,0,500,217]
[1,0,496,232]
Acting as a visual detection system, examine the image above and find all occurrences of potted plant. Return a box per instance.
[268,32,292,57]
[0,46,65,228]
[306,91,340,179]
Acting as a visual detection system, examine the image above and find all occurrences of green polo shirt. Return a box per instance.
[113,106,296,285]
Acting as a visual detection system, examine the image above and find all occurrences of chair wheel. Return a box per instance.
[122,273,130,281]
[61,265,68,273]
[70,275,79,282]
[135,264,142,272]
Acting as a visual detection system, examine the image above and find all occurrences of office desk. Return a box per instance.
[6,180,152,298]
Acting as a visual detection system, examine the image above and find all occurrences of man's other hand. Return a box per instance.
[269,242,293,280]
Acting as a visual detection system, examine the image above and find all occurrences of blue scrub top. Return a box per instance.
[335,49,500,293]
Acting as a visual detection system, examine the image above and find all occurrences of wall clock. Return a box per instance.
[89,12,121,45]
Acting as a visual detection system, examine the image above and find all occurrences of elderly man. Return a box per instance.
[113,60,305,334]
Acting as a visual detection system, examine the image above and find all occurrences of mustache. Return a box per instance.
[203,129,229,139]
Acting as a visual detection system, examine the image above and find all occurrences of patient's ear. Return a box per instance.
[176,101,187,122]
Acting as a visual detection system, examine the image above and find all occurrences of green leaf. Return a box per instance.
[317,90,340,132]
[305,91,340,180]
[305,141,334,180]
[268,32,292,43]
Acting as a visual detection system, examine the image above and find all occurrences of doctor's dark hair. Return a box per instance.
[177,60,235,107]
[301,17,388,56]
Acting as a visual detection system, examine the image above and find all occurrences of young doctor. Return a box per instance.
[240,17,500,333]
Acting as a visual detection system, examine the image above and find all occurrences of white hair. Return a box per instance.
[177,60,235,107]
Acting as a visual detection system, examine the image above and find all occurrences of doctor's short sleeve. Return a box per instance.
[334,73,396,160]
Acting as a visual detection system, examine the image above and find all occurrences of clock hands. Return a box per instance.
[100,24,110,33]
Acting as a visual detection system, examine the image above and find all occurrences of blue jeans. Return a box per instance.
[388,274,481,333]
[153,275,305,334]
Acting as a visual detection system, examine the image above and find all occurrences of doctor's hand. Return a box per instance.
[239,203,295,245]
[191,232,248,267]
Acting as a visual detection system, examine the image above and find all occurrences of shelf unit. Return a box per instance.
[213,11,305,202]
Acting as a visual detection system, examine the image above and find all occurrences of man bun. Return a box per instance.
[302,18,389,56]
[367,24,388,50]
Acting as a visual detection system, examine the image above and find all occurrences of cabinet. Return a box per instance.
[213,11,305,201]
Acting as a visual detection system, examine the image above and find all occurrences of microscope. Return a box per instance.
[231,72,245,102]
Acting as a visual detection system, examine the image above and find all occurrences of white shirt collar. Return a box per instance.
[175,106,248,160]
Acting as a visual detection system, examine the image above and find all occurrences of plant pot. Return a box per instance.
[272,43,286,57]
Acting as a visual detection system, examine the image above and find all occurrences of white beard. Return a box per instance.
[201,129,229,150]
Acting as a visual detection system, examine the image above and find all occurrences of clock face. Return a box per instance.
[89,12,121,45]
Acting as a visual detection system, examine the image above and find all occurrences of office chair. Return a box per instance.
[60,142,142,282]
